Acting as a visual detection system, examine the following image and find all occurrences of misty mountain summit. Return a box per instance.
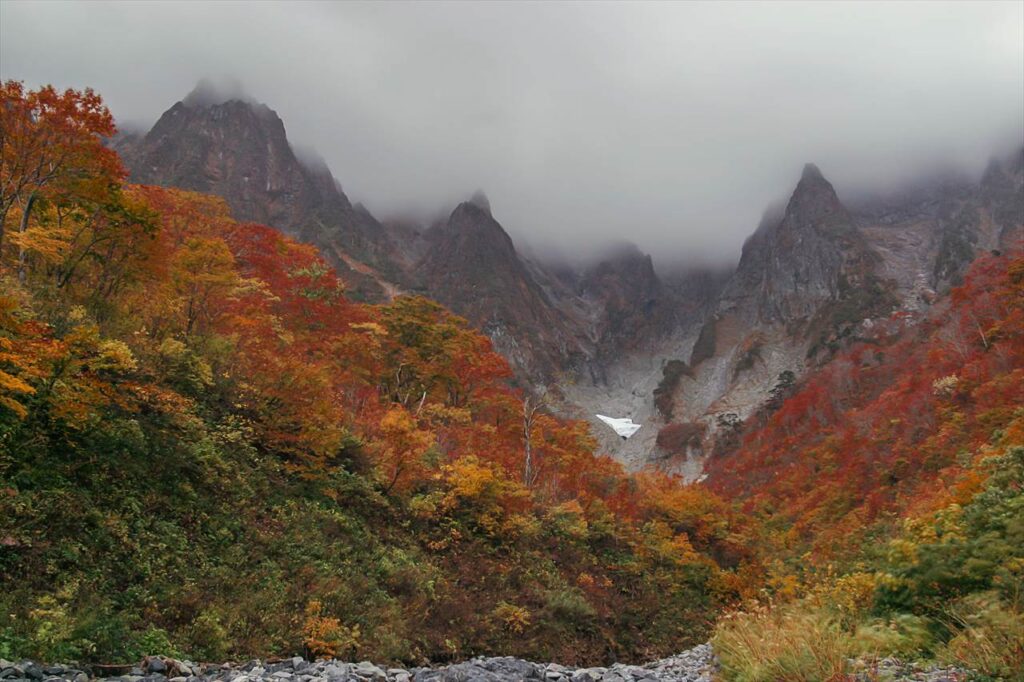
[182,76,255,108]
[117,81,403,300]
[469,189,492,215]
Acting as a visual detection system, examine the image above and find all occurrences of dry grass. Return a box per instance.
[711,604,850,682]
[940,595,1024,681]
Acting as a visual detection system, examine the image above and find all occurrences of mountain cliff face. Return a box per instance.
[116,84,400,300]
[414,198,592,380]
[716,164,888,328]
[577,244,677,364]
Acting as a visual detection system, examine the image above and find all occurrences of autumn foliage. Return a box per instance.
[2,81,1019,674]
[0,82,757,664]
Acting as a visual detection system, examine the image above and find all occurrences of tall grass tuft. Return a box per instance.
[711,603,850,682]
[940,594,1024,681]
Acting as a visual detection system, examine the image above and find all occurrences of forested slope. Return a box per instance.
[0,82,758,666]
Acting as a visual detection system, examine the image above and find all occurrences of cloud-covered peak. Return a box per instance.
[183,76,254,108]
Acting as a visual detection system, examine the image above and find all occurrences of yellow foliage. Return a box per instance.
[492,602,531,634]
[817,572,878,623]
[302,600,360,660]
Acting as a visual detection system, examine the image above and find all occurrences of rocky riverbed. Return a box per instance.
[0,645,972,682]
[1,648,715,682]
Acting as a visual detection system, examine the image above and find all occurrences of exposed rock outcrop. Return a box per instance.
[117,83,400,300]
[414,199,591,381]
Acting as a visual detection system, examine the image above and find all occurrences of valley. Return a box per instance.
[113,82,1024,479]
[1,43,1022,681]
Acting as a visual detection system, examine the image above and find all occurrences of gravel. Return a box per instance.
[0,645,973,682]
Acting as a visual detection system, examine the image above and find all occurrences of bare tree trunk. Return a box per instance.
[522,391,547,487]
[15,192,36,283]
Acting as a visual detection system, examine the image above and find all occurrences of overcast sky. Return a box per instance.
[2,1,1022,265]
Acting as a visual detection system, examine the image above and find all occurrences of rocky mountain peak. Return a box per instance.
[581,242,660,302]
[442,200,517,257]
[417,202,588,381]
[783,163,849,233]
[117,84,402,301]
[182,76,254,108]
[713,162,882,330]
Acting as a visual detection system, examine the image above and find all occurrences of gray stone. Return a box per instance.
[354,663,385,681]
[478,658,541,680]
[145,661,167,676]
[323,664,349,678]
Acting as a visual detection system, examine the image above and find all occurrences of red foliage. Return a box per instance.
[706,253,1024,557]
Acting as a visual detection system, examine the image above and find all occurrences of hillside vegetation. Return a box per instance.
[0,82,759,666]
[1,82,1021,678]
[708,253,1024,678]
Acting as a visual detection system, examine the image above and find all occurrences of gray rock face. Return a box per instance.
[661,151,1024,477]
[115,84,401,301]
[717,163,882,327]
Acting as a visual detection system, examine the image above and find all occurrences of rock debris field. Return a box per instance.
[0,648,715,682]
[0,644,971,682]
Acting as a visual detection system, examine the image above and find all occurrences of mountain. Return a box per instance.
[653,150,1023,475]
[413,197,592,380]
[8,79,1022,676]
[715,163,889,328]
[576,243,678,365]
[115,81,401,300]
[114,83,695,389]
[114,82,1023,476]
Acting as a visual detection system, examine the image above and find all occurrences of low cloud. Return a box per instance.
[2,1,1021,266]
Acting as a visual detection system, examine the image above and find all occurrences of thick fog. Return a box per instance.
[2,1,1022,264]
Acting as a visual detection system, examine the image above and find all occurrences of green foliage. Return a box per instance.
[714,445,1024,680]
[877,446,1024,615]
[849,614,935,659]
